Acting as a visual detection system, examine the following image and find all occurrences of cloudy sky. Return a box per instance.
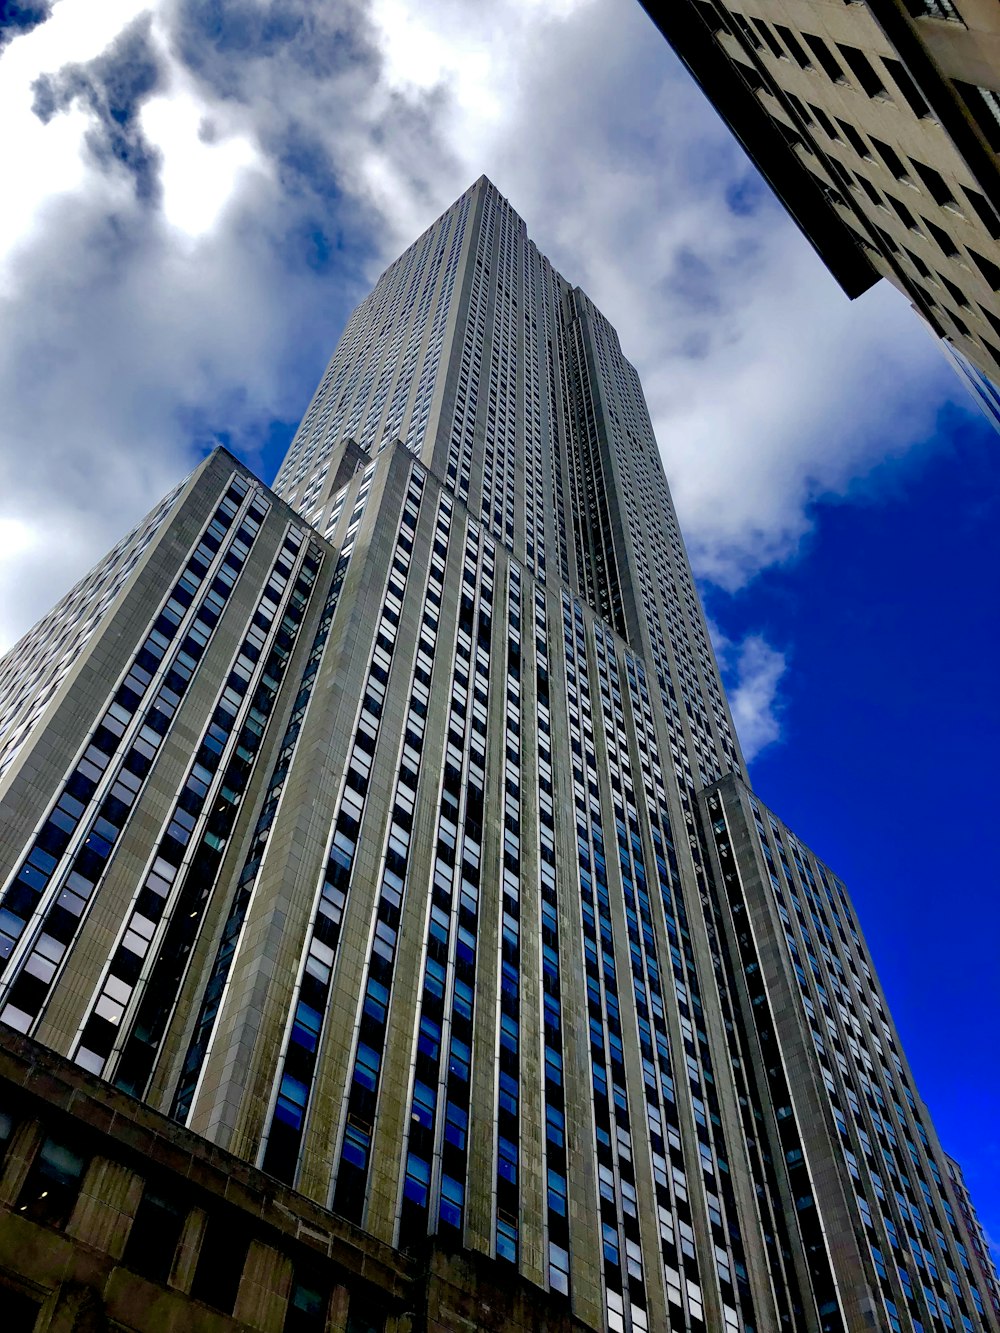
[2,0,997,1247]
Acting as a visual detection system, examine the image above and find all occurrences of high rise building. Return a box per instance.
[642,0,1000,390]
[0,177,995,1333]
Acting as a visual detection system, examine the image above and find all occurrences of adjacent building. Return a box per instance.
[642,0,1000,389]
[0,178,995,1333]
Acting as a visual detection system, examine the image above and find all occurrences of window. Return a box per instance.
[785,92,813,126]
[924,216,960,257]
[285,1268,329,1333]
[904,0,962,17]
[804,34,847,84]
[963,186,1000,239]
[695,0,724,34]
[857,175,885,209]
[837,120,873,160]
[838,44,888,97]
[752,17,785,60]
[122,1186,186,1284]
[870,137,911,183]
[0,1288,40,1333]
[549,1241,571,1296]
[16,1135,87,1229]
[775,24,811,68]
[0,1107,13,1165]
[971,246,1000,290]
[496,1213,517,1263]
[884,59,932,118]
[346,1294,385,1333]
[733,13,763,51]
[888,194,920,231]
[190,1213,250,1314]
[809,104,840,141]
[905,249,934,280]
[939,272,971,308]
[912,160,958,207]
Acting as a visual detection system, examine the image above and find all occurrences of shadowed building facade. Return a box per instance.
[0,178,995,1333]
[642,0,1000,393]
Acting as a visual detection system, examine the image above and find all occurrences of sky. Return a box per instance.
[1,0,997,1257]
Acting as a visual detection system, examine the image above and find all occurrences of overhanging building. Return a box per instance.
[0,177,995,1333]
[642,0,1000,393]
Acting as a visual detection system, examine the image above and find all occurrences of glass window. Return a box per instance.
[0,1288,40,1333]
[0,1107,14,1164]
[122,1186,186,1285]
[285,1268,329,1333]
[346,1294,385,1333]
[190,1214,250,1313]
[16,1135,87,1229]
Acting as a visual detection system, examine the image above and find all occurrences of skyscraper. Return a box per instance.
[0,177,995,1333]
[642,0,1000,390]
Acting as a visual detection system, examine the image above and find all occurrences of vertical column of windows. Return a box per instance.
[0,480,185,783]
[547,269,572,590]
[321,475,354,543]
[71,528,317,1086]
[0,478,267,1027]
[337,461,378,554]
[329,493,454,1223]
[372,224,439,453]
[276,183,482,498]
[258,467,427,1183]
[592,630,655,1333]
[403,196,470,454]
[633,648,757,1328]
[533,589,570,1297]
[668,715,774,1326]
[493,564,522,1264]
[522,247,546,580]
[397,529,495,1248]
[448,309,482,500]
[275,184,496,515]
[622,649,755,1332]
[694,802,805,1333]
[480,200,518,551]
[561,305,593,611]
[581,296,735,783]
[744,794,995,1333]
[501,207,518,550]
[171,502,367,1123]
[561,594,636,1333]
[350,232,436,456]
[446,203,491,503]
[275,306,364,494]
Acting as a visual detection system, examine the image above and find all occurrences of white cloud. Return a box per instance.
[0,0,979,661]
[140,79,262,238]
[711,626,788,763]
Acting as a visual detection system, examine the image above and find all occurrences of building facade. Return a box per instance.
[0,178,995,1333]
[642,0,1000,390]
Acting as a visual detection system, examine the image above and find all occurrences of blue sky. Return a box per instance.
[709,401,1000,1250]
[0,0,997,1256]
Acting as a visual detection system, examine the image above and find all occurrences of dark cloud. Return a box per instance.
[0,0,52,53]
[172,0,377,102]
[664,247,724,315]
[32,13,164,202]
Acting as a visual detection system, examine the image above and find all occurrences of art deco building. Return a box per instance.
[642,0,1000,388]
[0,178,995,1333]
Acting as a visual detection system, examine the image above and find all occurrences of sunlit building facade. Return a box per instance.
[644,0,1000,393]
[0,178,995,1333]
